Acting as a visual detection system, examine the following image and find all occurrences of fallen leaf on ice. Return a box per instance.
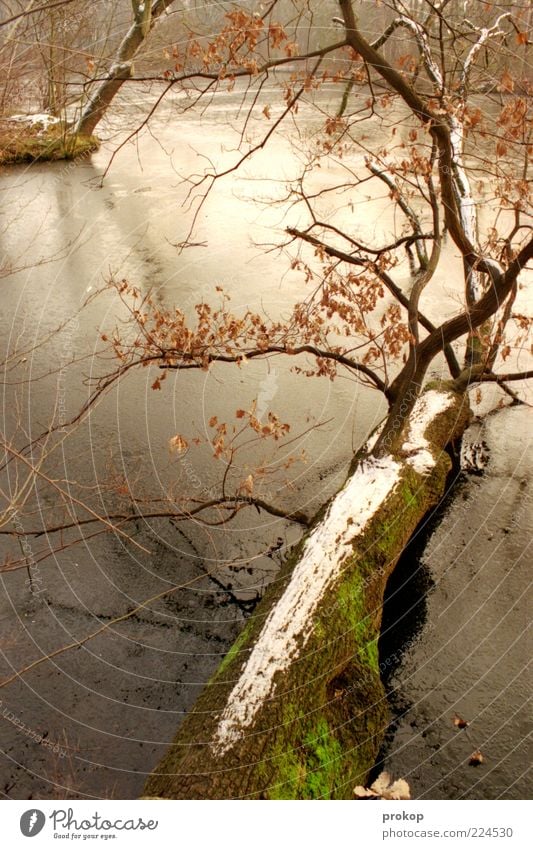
[354,771,411,800]
[469,750,484,766]
[354,785,378,799]
[169,434,188,454]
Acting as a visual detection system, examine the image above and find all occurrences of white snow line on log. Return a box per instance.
[398,15,443,89]
[402,390,455,475]
[449,117,479,252]
[211,455,402,756]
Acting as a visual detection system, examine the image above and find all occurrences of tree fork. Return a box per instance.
[143,386,471,799]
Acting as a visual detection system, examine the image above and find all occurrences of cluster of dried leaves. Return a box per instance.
[354,713,485,800]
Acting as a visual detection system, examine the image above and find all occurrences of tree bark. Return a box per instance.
[74,0,175,137]
[143,385,471,799]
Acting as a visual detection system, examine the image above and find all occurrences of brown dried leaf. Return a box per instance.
[169,434,188,455]
[355,771,411,800]
[498,70,514,93]
[354,785,378,798]
[385,778,411,800]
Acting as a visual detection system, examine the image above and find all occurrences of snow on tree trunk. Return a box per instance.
[143,385,471,799]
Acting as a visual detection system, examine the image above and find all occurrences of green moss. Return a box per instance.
[0,122,99,165]
[401,479,419,507]
[302,718,344,798]
[267,715,346,799]
[423,378,449,392]
[213,623,252,679]
[465,332,485,368]
[322,469,438,679]
[337,576,364,627]
[340,575,379,671]
[313,618,326,641]
[359,636,379,672]
[263,704,304,799]
[267,747,304,799]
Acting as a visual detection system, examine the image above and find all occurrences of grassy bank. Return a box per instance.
[0,119,99,165]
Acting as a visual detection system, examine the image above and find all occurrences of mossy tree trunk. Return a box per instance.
[143,386,471,799]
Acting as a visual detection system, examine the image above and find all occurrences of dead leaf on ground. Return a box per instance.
[354,771,411,800]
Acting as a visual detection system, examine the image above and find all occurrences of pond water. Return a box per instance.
[0,81,530,799]
[377,406,531,800]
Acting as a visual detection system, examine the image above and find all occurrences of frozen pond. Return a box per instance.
[0,81,530,799]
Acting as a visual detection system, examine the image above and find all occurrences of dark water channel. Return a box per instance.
[376,408,531,800]
[0,83,530,799]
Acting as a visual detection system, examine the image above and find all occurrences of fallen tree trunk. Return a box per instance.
[143,385,471,799]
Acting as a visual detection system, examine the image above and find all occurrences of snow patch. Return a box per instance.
[402,390,454,474]
[108,61,133,76]
[211,456,402,755]
[10,113,59,128]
